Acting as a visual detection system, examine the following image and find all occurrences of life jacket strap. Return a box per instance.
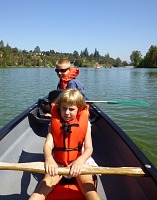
[53,147,79,151]
[53,142,82,152]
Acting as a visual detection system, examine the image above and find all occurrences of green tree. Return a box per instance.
[0,40,4,47]
[73,50,79,59]
[130,51,142,67]
[94,48,100,58]
[80,48,89,57]
[114,57,122,67]
[143,45,157,68]
[84,48,89,57]
[75,57,84,67]
[122,61,129,67]
[34,46,41,54]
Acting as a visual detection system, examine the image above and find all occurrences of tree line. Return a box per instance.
[0,40,156,68]
[130,45,157,68]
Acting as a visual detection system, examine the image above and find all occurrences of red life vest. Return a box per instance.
[59,68,80,89]
[51,104,89,166]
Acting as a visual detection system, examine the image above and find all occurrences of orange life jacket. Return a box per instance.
[59,68,80,89]
[51,104,89,166]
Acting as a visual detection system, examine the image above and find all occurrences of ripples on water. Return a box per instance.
[82,68,157,167]
[0,67,157,167]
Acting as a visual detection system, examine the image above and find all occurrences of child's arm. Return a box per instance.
[69,124,93,177]
[44,125,58,176]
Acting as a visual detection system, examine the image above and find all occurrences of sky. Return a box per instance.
[0,0,157,62]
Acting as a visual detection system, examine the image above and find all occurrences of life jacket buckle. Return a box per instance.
[60,122,79,134]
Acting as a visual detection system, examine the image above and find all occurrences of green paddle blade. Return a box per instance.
[107,101,150,106]
[86,100,149,106]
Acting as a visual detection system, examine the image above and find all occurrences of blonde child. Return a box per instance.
[29,89,100,200]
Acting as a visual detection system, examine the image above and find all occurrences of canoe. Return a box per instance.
[0,89,157,200]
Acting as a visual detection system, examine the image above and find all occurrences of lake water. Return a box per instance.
[0,67,157,167]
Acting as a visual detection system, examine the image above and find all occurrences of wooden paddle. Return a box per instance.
[0,162,145,176]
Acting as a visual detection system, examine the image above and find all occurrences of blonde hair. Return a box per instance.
[56,58,71,68]
[55,89,86,111]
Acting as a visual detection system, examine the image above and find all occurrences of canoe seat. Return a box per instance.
[48,89,63,103]
[29,108,50,124]
[33,90,63,121]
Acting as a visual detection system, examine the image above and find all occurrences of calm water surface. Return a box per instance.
[0,68,157,167]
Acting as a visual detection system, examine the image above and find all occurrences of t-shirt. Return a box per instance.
[67,78,85,96]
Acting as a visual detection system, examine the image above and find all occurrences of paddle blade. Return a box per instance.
[108,101,150,106]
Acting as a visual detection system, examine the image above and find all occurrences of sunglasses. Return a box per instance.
[55,68,70,73]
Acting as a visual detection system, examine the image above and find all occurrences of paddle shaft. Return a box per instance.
[86,100,149,106]
[0,162,145,176]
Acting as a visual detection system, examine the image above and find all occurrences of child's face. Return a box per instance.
[55,64,70,79]
[60,102,78,122]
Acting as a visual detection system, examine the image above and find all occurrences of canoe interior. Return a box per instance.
[0,91,157,200]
